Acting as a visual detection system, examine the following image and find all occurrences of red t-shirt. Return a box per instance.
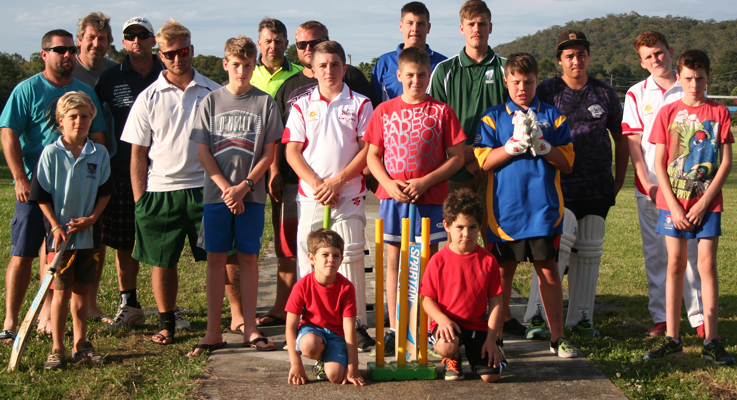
[649,99,734,212]
[285,272,357,337]
[419,245,502,331]
[363,96,466,205]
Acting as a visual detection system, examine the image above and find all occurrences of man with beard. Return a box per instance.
[0,29,106,345]
[121,19,219,345]
[95,17,167,332]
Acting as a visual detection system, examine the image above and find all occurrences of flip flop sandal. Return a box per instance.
[223,323,245,334]
[186,341,227,357]
[255,314,286,327]
[244,337,277,351]
[0,330,16,342]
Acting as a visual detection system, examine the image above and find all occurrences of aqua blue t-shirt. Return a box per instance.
[0,73,107,179]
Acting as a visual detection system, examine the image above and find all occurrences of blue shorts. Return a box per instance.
[379,199,445,245]
[203,202,265,254]
[10,200,46,257]
[295,324,348,368]
[656,209,721,239]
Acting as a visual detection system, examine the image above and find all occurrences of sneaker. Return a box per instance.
[702,339,735,366]
[427,333,442,359]
[695,324,705,339]
[572,318,601,337]
[72,346,104,365]
[644,336,683,360]
[503,318,527,336]
[44,349,66,370]
[370,329,395,357]
[105,304,146,331]
[312,360,327,381]
[525,312,549,340]
[174,307,190,332]
[550,337,578,358]
[442,354,464,380]
[648,321,667,337]
[356,322,375,352]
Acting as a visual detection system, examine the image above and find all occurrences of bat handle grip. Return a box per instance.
[323,205,331,229]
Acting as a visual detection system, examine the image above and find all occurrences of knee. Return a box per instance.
[432,337,460,358]
[481,373,501,383]
[325,364,345,383]
[299,334,324,359]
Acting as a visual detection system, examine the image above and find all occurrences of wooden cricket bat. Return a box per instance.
[8,239,69,372]
[396,204,420,361]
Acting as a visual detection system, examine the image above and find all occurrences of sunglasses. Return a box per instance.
[124,31,153,41]
[295,37,328,50]
[44,46,78,55]
[161,46,191,60]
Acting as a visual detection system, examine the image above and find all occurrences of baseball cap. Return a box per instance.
[556,29,590,52]
[123,17,154,35]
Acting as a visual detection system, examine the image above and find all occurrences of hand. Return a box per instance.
[385,180,410,203]
[481,338,504,368]
[669,205,694,231]
[288,365,308,385]
[268,171,284,202]
[531,137,552,156]
[51,227,68,252]
[464,159,484,178]
[403,178,431,203]
[14,177,31,203]
[229,201,245,215]
[222,183,249,208]
[314,176,342,205]
[435,320,460,343]
[685,199,708,227]
[504,136,529,156]
[66,217,95,234]
[343,365,366,386]
[643,182,658,202]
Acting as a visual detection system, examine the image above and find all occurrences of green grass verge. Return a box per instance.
[0,156,274,399]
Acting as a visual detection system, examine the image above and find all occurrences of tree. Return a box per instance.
[106,45,128,63]
[0,52,26,109]
[23,52,44,77]
[192,55,227,84]
[285,44,299,66]
[357,57,377,82]
[538,58,558,81]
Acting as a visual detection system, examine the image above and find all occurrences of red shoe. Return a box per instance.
[647,322,667,337]
[696,324,705,339]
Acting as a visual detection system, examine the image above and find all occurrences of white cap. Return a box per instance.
[123,17,154,35]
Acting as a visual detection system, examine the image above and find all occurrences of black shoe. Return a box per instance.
[702,339,735,365]
[356,322,375,352]
[644,336,683,360]
[503,318,527,336]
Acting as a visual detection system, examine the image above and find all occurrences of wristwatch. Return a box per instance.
[245,178,254,189]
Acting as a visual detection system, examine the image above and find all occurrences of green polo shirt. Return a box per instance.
[250,56,303,98]
[428,47,507,180]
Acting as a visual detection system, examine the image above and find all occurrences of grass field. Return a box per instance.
[0,141,736,399]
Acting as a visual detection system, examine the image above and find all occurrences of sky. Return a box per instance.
[2,0,736,65]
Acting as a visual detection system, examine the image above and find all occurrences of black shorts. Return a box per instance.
[102,177,136,250]
[489,235,560,263]
[432,326,504,376]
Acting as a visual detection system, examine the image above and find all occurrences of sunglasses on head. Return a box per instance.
[44,46,77,55]
[161,46,191,60]
[124,31,153,41]
[295,37,328,50]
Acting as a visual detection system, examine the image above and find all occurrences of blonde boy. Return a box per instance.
[188,35,281,355]
[644,49,734,365]
[283,41,374,342]
[364,46,465,351]
[29,91,113,369]
[285,229,365,385]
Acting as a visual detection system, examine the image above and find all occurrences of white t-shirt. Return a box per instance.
[121,69,220,192]
[282,83,373,199]
[622,73,683,197]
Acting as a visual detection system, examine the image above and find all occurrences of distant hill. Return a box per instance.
[494,12,737,96]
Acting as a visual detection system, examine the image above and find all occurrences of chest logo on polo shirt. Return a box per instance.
[588,104,605,118]
[485,69,496,84]
[339,108,357,124]
[307,110,319,122]
[644,104,654,115]
[87,163,97,179]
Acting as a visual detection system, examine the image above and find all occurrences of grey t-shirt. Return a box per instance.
[191,85,283,205]
[73,56,119,87]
